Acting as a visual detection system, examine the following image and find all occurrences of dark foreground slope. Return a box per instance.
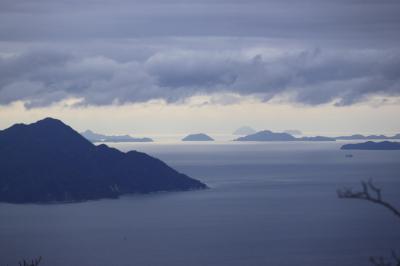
[0,118,206,203]
[341,141,400,150]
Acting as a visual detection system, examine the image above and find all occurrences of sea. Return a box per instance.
[1,141,399,266]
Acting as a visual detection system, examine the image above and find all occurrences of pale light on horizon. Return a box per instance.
[1,95,399,138]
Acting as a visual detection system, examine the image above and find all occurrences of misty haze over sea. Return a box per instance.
[1,142,399,266]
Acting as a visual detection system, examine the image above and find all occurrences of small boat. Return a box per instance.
[345,154,353,158]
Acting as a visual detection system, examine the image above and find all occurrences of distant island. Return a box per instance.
[0,118,207,203]
[235,130,296,141]
[233,126,257,136]
[284,129,302,136]
[234,130,335,141]
[340,141,400,150]
[298,136,335,141]
[182,133,214,141]
[234,130,400,142]
[335,133,400,140]
[81,129,153,142]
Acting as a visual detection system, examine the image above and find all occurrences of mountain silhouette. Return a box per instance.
[0,118,206,203]
[182,133,214,141]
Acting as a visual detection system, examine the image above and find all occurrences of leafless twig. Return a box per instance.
[369,251,400,266]
[337,179,400,220]
[369,256,391,266]
[338,180,400,266]
[392,250,400,266]
[18,257,41,266]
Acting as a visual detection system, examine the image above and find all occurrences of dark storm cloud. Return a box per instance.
[0,0,399,107]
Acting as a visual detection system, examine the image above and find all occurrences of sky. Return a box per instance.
[0,0,400,137]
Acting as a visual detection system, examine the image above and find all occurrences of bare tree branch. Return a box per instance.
[17,257,41,266]
[369,256,392,266]
[338,179,400,266]
[337,179,400,221]
[392,250,400,266]
[369,251,400,266]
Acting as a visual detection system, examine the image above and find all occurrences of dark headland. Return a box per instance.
[0,118,207,203]
[182,133,214,141]
[340,141,400,150]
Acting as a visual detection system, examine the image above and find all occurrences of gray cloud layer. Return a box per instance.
[0,0,399,107]
[1,46,399,107]
[1,0,400,43]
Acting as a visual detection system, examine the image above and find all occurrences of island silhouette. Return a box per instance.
[81,129,153,142]
[230,126,400,142]
[284,129,302,136]
[233,126,257,136]
[335,134,400,140]
[182,133,214,141]
[234,130,335,141]
[0,118,207,203]
[341,141,400,150]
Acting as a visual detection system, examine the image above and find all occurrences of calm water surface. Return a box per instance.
[1,142,399,266]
